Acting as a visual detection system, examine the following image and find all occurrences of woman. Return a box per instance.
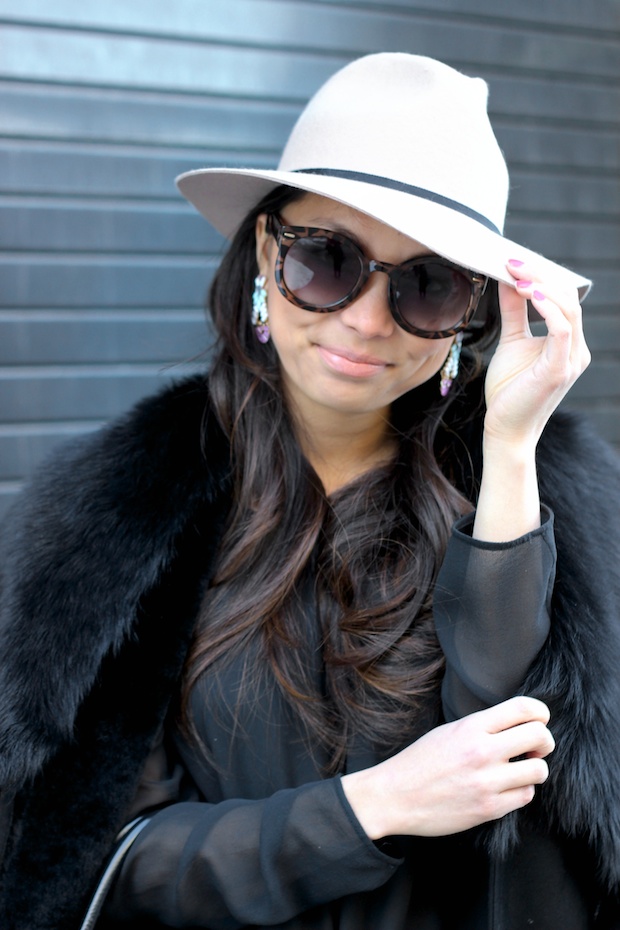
[1,52,620,930]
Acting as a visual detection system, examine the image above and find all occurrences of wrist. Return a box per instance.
[475,432,541,541]
[482,413,541,461]
[481,423,539,464]
[341,768,391,842]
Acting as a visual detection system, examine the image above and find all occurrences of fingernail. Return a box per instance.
[533,290,546,301]
[516,280,533,288]
[508,259,525,267]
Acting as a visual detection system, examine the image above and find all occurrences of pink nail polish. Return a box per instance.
[508,259,525,267]
[533,290,546,301]
[516,280,533,288]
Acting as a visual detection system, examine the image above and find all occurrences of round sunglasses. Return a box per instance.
[267,214,488,339]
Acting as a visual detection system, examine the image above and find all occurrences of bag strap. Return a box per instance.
[78,815,152,930]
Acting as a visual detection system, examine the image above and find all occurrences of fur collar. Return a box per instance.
[491,409,620,888]
[1,373,620,891]
[0,375,231,790]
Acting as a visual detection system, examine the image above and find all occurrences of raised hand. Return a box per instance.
[483,260,591,449]
[473,261,591,541]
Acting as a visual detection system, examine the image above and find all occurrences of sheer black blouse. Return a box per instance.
[106,509,555,929]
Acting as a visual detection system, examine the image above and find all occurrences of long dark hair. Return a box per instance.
[181,186,500,770]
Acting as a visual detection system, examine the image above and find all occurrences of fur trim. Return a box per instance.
[441,387,620,888]
[494,412,620,889]
[0,375,231,790]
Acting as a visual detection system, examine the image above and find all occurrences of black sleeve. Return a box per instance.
[106,741,400,928]
[433,506,556,720]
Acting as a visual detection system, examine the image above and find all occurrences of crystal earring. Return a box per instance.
[439,332,463,397]
[251,274,270,344]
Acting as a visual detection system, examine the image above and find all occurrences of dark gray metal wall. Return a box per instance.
[1,0,619,517]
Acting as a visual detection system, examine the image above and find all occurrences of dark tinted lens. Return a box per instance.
[282,236,363,308]
[395,261,472,332]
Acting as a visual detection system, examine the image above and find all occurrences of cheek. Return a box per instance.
[266,270,327,348]
[401,336,453,376]
[266,287,293,340]
[265,287,310,369]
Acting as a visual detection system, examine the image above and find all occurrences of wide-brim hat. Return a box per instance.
[176,53,591,300]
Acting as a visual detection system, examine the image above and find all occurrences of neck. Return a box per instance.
[290,403,396,497]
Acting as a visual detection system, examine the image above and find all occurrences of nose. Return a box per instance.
[337,268,396,339]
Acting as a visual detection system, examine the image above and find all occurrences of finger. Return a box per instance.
[497,281,532,341]
[487,758,550,818]
[506,261,590,375]
[494,784,538,818]
[504,756,550,789]
[531,291,591,374]
[475,696,551,734]
[528,292,574,372]
[530,293,591,381]
[503,263,587,375]
[495,719,556,761]
[506,259,584,329]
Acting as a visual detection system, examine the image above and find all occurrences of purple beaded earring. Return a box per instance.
[439,332,463,397]
[251,274,270,343]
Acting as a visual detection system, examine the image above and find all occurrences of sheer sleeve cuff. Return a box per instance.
[451,504,555,549]
[434,505,556,720]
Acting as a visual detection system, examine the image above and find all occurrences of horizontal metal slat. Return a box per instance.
[0,25,346,98]
[311,0,620,32]
[0,366,202,422]
[507,173,620,217]
[0,311,211,364]
[0,141,275,197]
[0,0,618,43]
[563,361,620,401]
[0,257,216,307]
[0,200,219,253]
[582,317,620,353]
[495,124,620,173]
[1,16,619,90]
[0,421,101,480]
[0,83,298,150]
[504,218,620,264]
[567,269,620,308]
[0,482,23,522]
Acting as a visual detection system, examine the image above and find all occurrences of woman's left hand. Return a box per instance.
[483,260,591,450]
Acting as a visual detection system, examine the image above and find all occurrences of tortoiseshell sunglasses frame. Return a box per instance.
[266,213,488,339]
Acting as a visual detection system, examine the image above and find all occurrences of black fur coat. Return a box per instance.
[0,373,620,929]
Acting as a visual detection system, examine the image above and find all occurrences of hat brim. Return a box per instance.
[176,167,592,301]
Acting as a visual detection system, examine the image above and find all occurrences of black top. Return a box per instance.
[107,510,555,929]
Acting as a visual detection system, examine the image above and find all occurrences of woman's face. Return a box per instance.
[255,193,455,426]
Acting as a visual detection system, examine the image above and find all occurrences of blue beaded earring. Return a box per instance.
[251,274,270,343]
[439,332,463,397]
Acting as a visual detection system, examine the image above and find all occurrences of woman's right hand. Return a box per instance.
[341,696,554,840]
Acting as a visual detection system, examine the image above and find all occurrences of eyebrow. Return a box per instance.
[299,217,361,237]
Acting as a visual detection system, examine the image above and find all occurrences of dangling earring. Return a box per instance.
[439,332,463,397]
[251,274,270,343]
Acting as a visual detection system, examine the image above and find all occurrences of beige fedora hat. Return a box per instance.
[177,53,591,300]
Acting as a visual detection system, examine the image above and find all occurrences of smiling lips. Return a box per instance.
[316,344,390,378]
